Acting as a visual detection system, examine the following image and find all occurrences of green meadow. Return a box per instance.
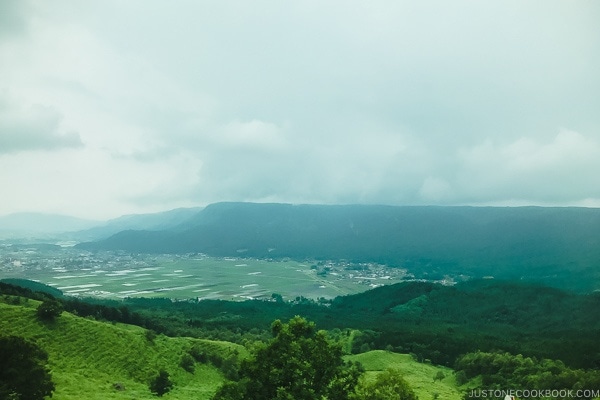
[347,350,463,400]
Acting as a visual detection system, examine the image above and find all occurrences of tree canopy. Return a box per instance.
[0,336,55,400]
[457,351,600,400]
[36,299,63,321]
[353,369,418,400]
[212,316,363,400]
[149,370,173,397]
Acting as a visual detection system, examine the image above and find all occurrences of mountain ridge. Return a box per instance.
[0,207,204,240]
[0,212,100,236]
[75,206,204,240]
[77,202,600,292]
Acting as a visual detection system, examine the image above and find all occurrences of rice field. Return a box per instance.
[2,252,404,300]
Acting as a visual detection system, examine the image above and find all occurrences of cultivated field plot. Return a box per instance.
[1,251,403,300]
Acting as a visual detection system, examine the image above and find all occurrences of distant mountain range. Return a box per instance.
[77,202,600,292]
[0,207,203,240]
[0,212,100,238]
[75,207,203,240]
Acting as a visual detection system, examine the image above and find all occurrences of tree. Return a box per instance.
[180,353,195,373]
[36,299,63,321]
[455,370,468,385]
[352,369,417,400]
[212,316,363,400]
[0,336,55,400]
[271,293,284,303]
[149,370,173,397]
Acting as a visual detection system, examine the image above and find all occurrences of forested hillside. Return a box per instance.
[3,280,600,399]
[79,202,600,292]
[0,284,461,400]
[39,279,598,370]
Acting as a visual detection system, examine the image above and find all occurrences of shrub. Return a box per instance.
[189,346,208,363]
[433,371,445,381]
[180,354,195,373]
[352,369,417,400]
[149,370,173,397]
[145,329,157,343]
[36,299,63,321]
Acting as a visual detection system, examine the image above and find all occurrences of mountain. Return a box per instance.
[0,208,203,241]
[0,212,100,238]
[77,202,600,292]
[75,207,203,240]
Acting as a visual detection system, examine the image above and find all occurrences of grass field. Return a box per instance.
[3,253,403,300]
[347,350,464,400]
[0,297,243,400]
[1,295,467,399]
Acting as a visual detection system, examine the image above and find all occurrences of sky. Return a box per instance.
[1,0,599,220]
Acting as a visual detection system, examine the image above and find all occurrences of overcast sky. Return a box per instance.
[1,1,599,220]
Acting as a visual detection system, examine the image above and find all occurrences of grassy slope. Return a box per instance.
[347,350,463,400]
[0,298,244,400]
[1,296,467,399]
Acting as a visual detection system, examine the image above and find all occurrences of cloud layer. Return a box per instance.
[0,96,83,154]
[1,1,599,218]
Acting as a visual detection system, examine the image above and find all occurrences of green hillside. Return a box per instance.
[347,350,463,400]
[1,292,471,400]
[0,297,244,400]
[5,280,600,399]
[112,280,600,369]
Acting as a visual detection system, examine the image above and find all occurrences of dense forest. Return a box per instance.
[117,279,600,369]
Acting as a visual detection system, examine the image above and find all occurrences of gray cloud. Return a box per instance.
[1,1,600,218]
[0,100,83,154]
[0,0,28,39]
[453,130,600,204]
